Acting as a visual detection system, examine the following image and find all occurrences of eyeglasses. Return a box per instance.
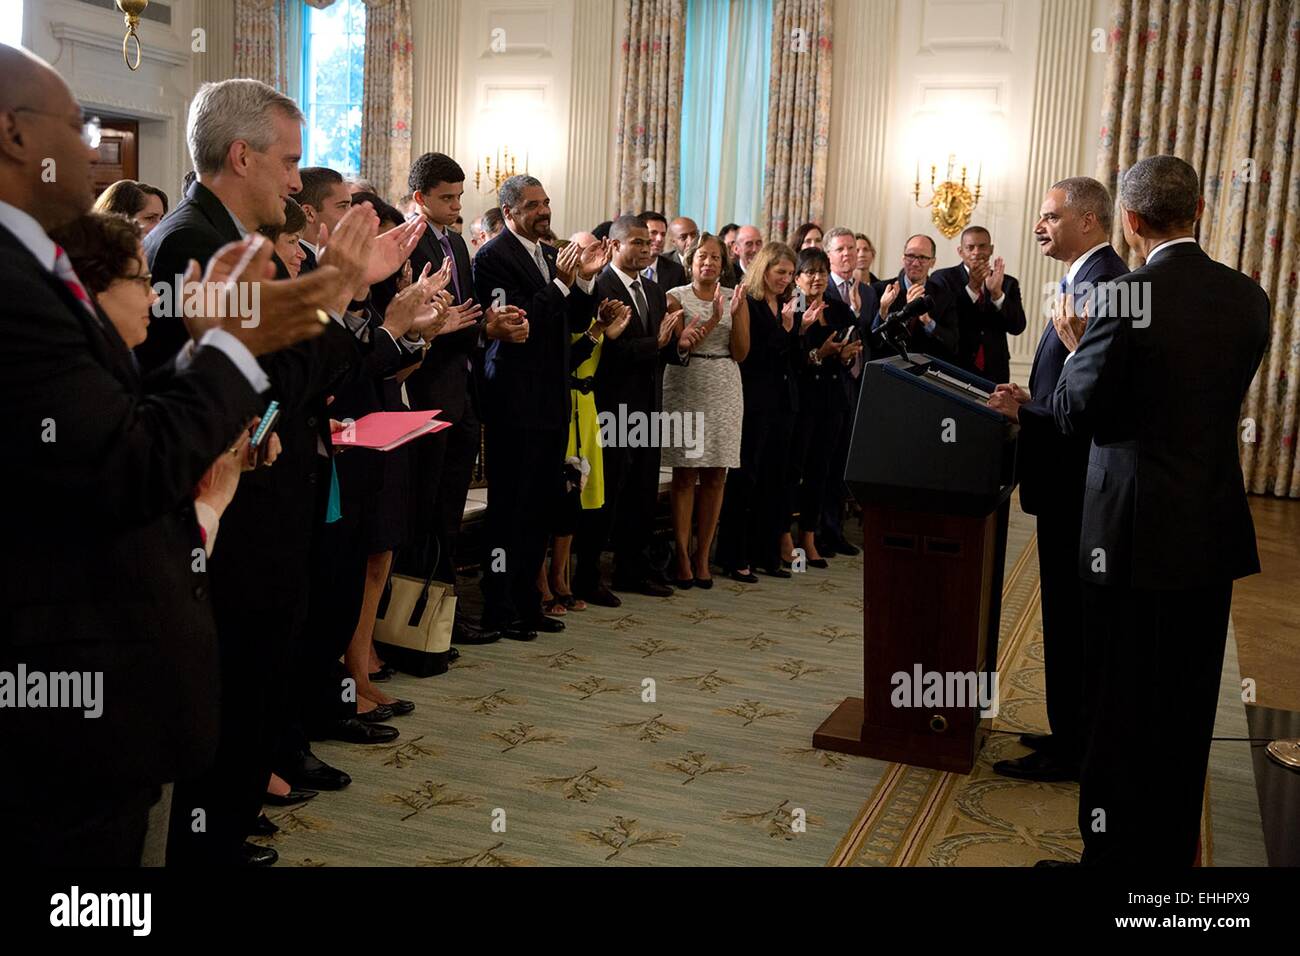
[120,272,153,289]
[11,107,102,148]
[903,253,934,263]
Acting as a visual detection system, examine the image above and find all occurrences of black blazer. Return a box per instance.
[646,253,688,293]
[1017,244,1129,517]
[0,221,263,801]
[404,224,480,423]
[740,295,799,416]
[796,296,855,415]
[870,271,960,361]
[824,273,880,348]
[592,265,686,416]
[475,229,596,430]
[1053,242,1269,588]
[929,263,1027,385]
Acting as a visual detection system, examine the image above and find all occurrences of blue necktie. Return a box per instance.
[1060,276,1069,294]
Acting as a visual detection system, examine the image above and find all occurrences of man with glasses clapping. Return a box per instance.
[870,234,959,362]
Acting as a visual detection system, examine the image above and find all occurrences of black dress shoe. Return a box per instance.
[357,703,394,723]
[993,750,1078,782]
[263,787,318,807]
[491,624,537,641]
[455,623,502,645]
[576,586,622,608]
[280,752,351,791]
[1020,732,1054,751]
[314,718,399,745]
[728,569,759,584]
[447,647,461,662]
[806,557,830,569]
[672,576,695,590]
[252,813,279,836]
[693,577,714,590]
[241,841,278,867]
[369,665,396,683]
[520,615,565,634]
[385,698,415,717]
[760,565,792,579]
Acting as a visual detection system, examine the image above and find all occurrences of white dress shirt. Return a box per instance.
[1146,236,1198,263]
[961,263,1006,307]
[1065,241,1111,287]
[509,224,594,296]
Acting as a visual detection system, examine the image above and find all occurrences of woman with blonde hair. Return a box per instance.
[717,241,803,581]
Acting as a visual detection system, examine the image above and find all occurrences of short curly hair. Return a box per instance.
[49,213,145,297]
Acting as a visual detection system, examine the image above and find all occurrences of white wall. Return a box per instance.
[24,0,197,200]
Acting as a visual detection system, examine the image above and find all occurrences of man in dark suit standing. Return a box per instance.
[638,210,688,291]
[931,225,1026,384]
[575,215,687,603]
[402,153,486,593]
[291,166,353,272]
[1051,155,1269,865]
[820,226,879,557]
[0,46,333,865]
[474,175,609,639]
[870,234,959,362]
[988,177,1129,783]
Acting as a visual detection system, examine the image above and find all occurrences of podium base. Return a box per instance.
[813,697,985,774]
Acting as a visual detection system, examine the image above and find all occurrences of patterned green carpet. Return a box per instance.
[254,517,1035,866]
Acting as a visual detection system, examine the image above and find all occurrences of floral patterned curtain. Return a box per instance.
[1096,0,1300,496]
[234,0,287,90]
[360,0,414,202]
[610,0,686,216]
[762,0,832,244]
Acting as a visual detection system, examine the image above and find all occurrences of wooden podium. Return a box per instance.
[814,354,1017,774]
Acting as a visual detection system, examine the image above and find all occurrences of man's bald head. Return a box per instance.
[0,45,99,230]
[569,230,598,248]
[668,217,699,257]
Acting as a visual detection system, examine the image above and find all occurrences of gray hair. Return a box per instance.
[1119,155,1200,231]
[187,79,304,175]
[498,174,542,213]
[1050,176,1114,233]
[823,226,856,247]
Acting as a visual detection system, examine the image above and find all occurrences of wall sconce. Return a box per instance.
[115,0,148,71]
[475,147,529,195]
[913,154,982,239]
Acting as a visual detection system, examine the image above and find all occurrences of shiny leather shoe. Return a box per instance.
[1020,732,1054,751]
[454,623,502,645]
[369,665,396,683]
[241,841,278,867]
[252,813,279,836]
[693,577,714,590]
[575,586,622,608]
[385,698,416,717]
[357,703,394,723]
[486,623,538,641]
[760,565,792,579]
[728,569,759,584]
[993,750,1078,782]
[279,752,351,791]
[672,576,695,590]
[520,615,565,634]
[314,718,399,745]
[263,787,318,807]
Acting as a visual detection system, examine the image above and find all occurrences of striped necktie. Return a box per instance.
[53,245,99,321]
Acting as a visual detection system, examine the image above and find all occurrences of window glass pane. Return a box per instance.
[302,0,366,177]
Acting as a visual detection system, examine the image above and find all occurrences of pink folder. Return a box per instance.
[331,410,450,452]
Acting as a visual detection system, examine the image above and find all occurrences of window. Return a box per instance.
[301,0,366,176]
[0,0,24,49]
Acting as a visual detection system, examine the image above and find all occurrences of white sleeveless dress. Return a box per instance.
[661,284,743,469]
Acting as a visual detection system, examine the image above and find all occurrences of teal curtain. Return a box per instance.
[678,0,772,231]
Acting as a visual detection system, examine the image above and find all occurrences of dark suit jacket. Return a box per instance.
[143,180,372,609]
[1053,242,1269,588]
[1018,244,1129,517]
[404,224,480,423]
[592,265,686,416]
[646,254,688,294]
[741,296,799,416]
[474,228,596,431]
[930,263,1027,385]
[0,221,263,802]
[870,271,960,361]
[824,272,881,347]
[796,297,856,415]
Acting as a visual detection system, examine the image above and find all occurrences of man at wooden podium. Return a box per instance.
[1050,155,1269,865]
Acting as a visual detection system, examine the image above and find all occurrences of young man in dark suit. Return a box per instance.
[402,153,487,597]
[473,175,610,639]
[575,215,689,603]
[930,225,1027,385]
[988,177,1129,784]
[0,46,332,866]
[638,210,688,291]
[1051,155,1269,865]
[291,165,353,271]
[869,234,960,362]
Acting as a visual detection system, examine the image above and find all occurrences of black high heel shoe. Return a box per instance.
[694,577,714,590]
[727,569,758,584]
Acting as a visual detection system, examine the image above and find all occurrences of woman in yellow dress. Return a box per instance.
[540,298,633,615]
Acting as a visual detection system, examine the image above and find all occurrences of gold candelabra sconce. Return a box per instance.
[475,147,528,194]
[116,0,148,71]
[914,154,982,239]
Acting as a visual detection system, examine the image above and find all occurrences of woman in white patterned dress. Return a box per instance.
[662,233,749,588]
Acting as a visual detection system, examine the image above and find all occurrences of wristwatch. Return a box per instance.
[809,348,822,366]
[585,329,602,344]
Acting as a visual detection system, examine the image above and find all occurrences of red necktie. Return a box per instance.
[53,245,99,321]
[974,285,987,372]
